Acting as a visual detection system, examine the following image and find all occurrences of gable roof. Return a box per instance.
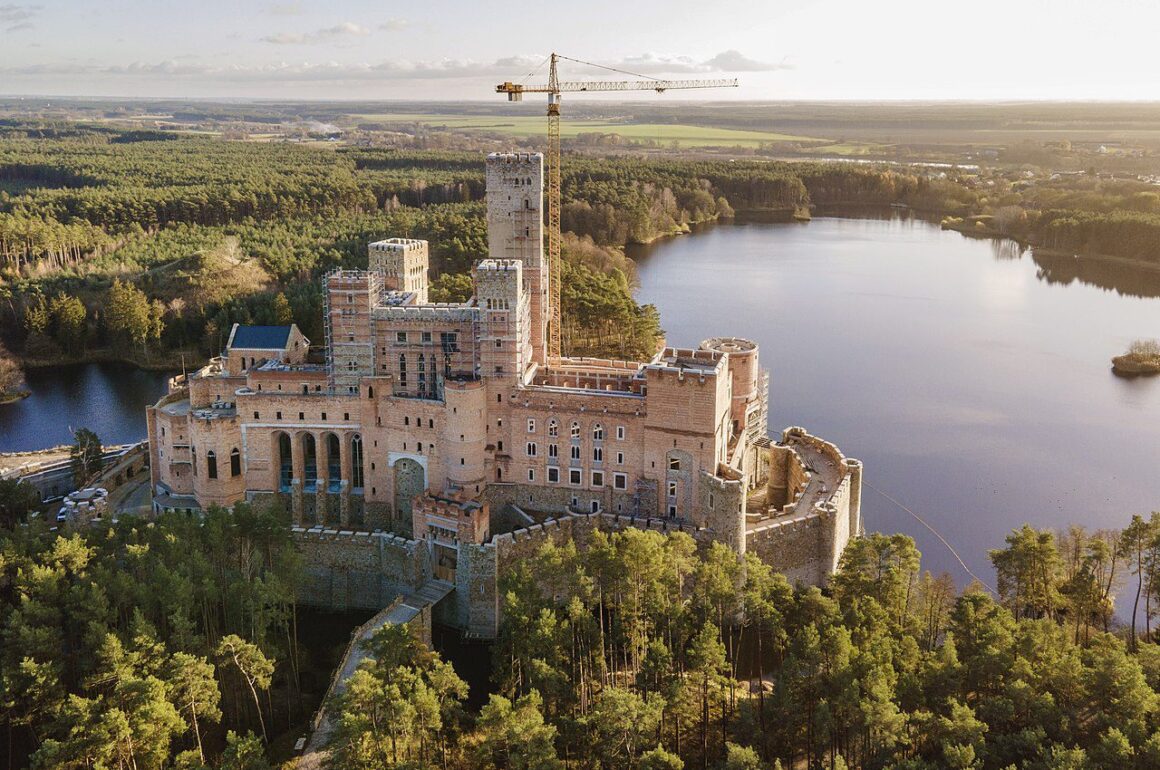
[227,324,294,351]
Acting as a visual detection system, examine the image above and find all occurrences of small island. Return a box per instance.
[1112,338,1160,376]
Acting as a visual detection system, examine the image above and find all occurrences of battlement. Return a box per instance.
[647,347,726,379]
[372,305,480,322]
[476,258,522,272]
[487,151,543,164]
[370,238,426,252]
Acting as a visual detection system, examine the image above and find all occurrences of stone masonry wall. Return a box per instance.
[294,527,432,611]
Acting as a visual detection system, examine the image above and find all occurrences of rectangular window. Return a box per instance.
[668,481,678,497]
[421,331,432,343]
[614,473,627,490]
[526,442,537,457]
[616,452,624,465]
[527,418,535,433]
[569,469,582,486]
[528,468,535,482]
[396,331,407,343]
[253,411,259,419]
[616,426,626,440]
[276,411,282,420]
[668,505,677,517]
[669,457,681,471]
[321,412,327,421]
[547,467,560,483]
[591,471,604,487]
[299,412,305,421]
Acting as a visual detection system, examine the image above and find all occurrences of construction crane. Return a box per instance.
[497,53,738,359]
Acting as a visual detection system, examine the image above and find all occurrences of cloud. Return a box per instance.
[261,22,371,45]
[380,18,408,31]
[263,2,303,15]
[0,50,784,88]
[703,50,791,72]
[0,3,41,32]
[601,51,791,76]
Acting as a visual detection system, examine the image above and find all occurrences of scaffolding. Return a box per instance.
[323,269,382,394]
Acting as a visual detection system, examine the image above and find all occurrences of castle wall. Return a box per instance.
[294,527,433,611]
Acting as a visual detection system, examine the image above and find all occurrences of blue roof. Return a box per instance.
[229,325,293,350]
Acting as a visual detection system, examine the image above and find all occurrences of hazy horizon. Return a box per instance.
[2,0,1157,102]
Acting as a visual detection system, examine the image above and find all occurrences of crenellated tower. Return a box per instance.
[486,153,547,364]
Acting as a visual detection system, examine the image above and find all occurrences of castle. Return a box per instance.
[146,152,863,636]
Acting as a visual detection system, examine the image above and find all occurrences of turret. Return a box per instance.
[370,238,429,304]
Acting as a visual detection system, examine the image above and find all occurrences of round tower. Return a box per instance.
[700,337,762,437]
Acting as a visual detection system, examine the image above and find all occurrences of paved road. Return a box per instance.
[109,476,152,517]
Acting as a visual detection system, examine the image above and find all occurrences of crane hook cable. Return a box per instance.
[864,481,998,596]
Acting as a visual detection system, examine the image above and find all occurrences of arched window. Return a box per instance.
[548,419,558,437]
[368,385,374,399]
[570,421,580,439]
[303,434,317,491]
[593,423,603,441]
[230,448,241,477]
[277,433,292,491]
[351,434,365,490]
[326,433,341,488]
[206,451,218,479]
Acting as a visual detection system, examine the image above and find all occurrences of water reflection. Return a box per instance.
[0,362,174,452]
[631,216,1160,587]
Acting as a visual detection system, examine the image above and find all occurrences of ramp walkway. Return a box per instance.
[298,579,454,768]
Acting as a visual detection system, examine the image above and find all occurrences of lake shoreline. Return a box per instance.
[20,347,194,373]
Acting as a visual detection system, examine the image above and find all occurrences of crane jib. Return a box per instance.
[496,54,738,358]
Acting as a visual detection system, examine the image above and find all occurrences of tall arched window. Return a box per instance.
[351,434,365,490]
[303,434,317,491]
[326,433,341,490]
[230,448,241,477]
[277,433,292,491]
[206,451,218,479]
[593,423,604,441]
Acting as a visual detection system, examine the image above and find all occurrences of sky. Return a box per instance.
[1,0,1158,101]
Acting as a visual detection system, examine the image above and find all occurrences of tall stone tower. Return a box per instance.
[486,153,547,364]
[474,258,530,383]
[370,238,429,304]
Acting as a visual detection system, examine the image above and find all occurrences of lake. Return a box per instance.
[0,362,175,452]
[631,215,1160,585]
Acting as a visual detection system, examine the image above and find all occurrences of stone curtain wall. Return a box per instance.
[294,527,432,611]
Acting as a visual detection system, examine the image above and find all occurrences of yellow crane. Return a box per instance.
[497,53,738,358]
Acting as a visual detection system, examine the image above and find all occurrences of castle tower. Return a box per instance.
[370,238,429,304]
[326,271,380,394]
[701,337,767,442]
[486,153,547,364]
[474,259,530,384]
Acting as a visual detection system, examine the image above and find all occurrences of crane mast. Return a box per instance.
[497,53,738,359]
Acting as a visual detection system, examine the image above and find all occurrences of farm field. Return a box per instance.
[350,112,829,147]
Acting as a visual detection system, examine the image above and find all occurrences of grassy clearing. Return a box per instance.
[351,112,828,147]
